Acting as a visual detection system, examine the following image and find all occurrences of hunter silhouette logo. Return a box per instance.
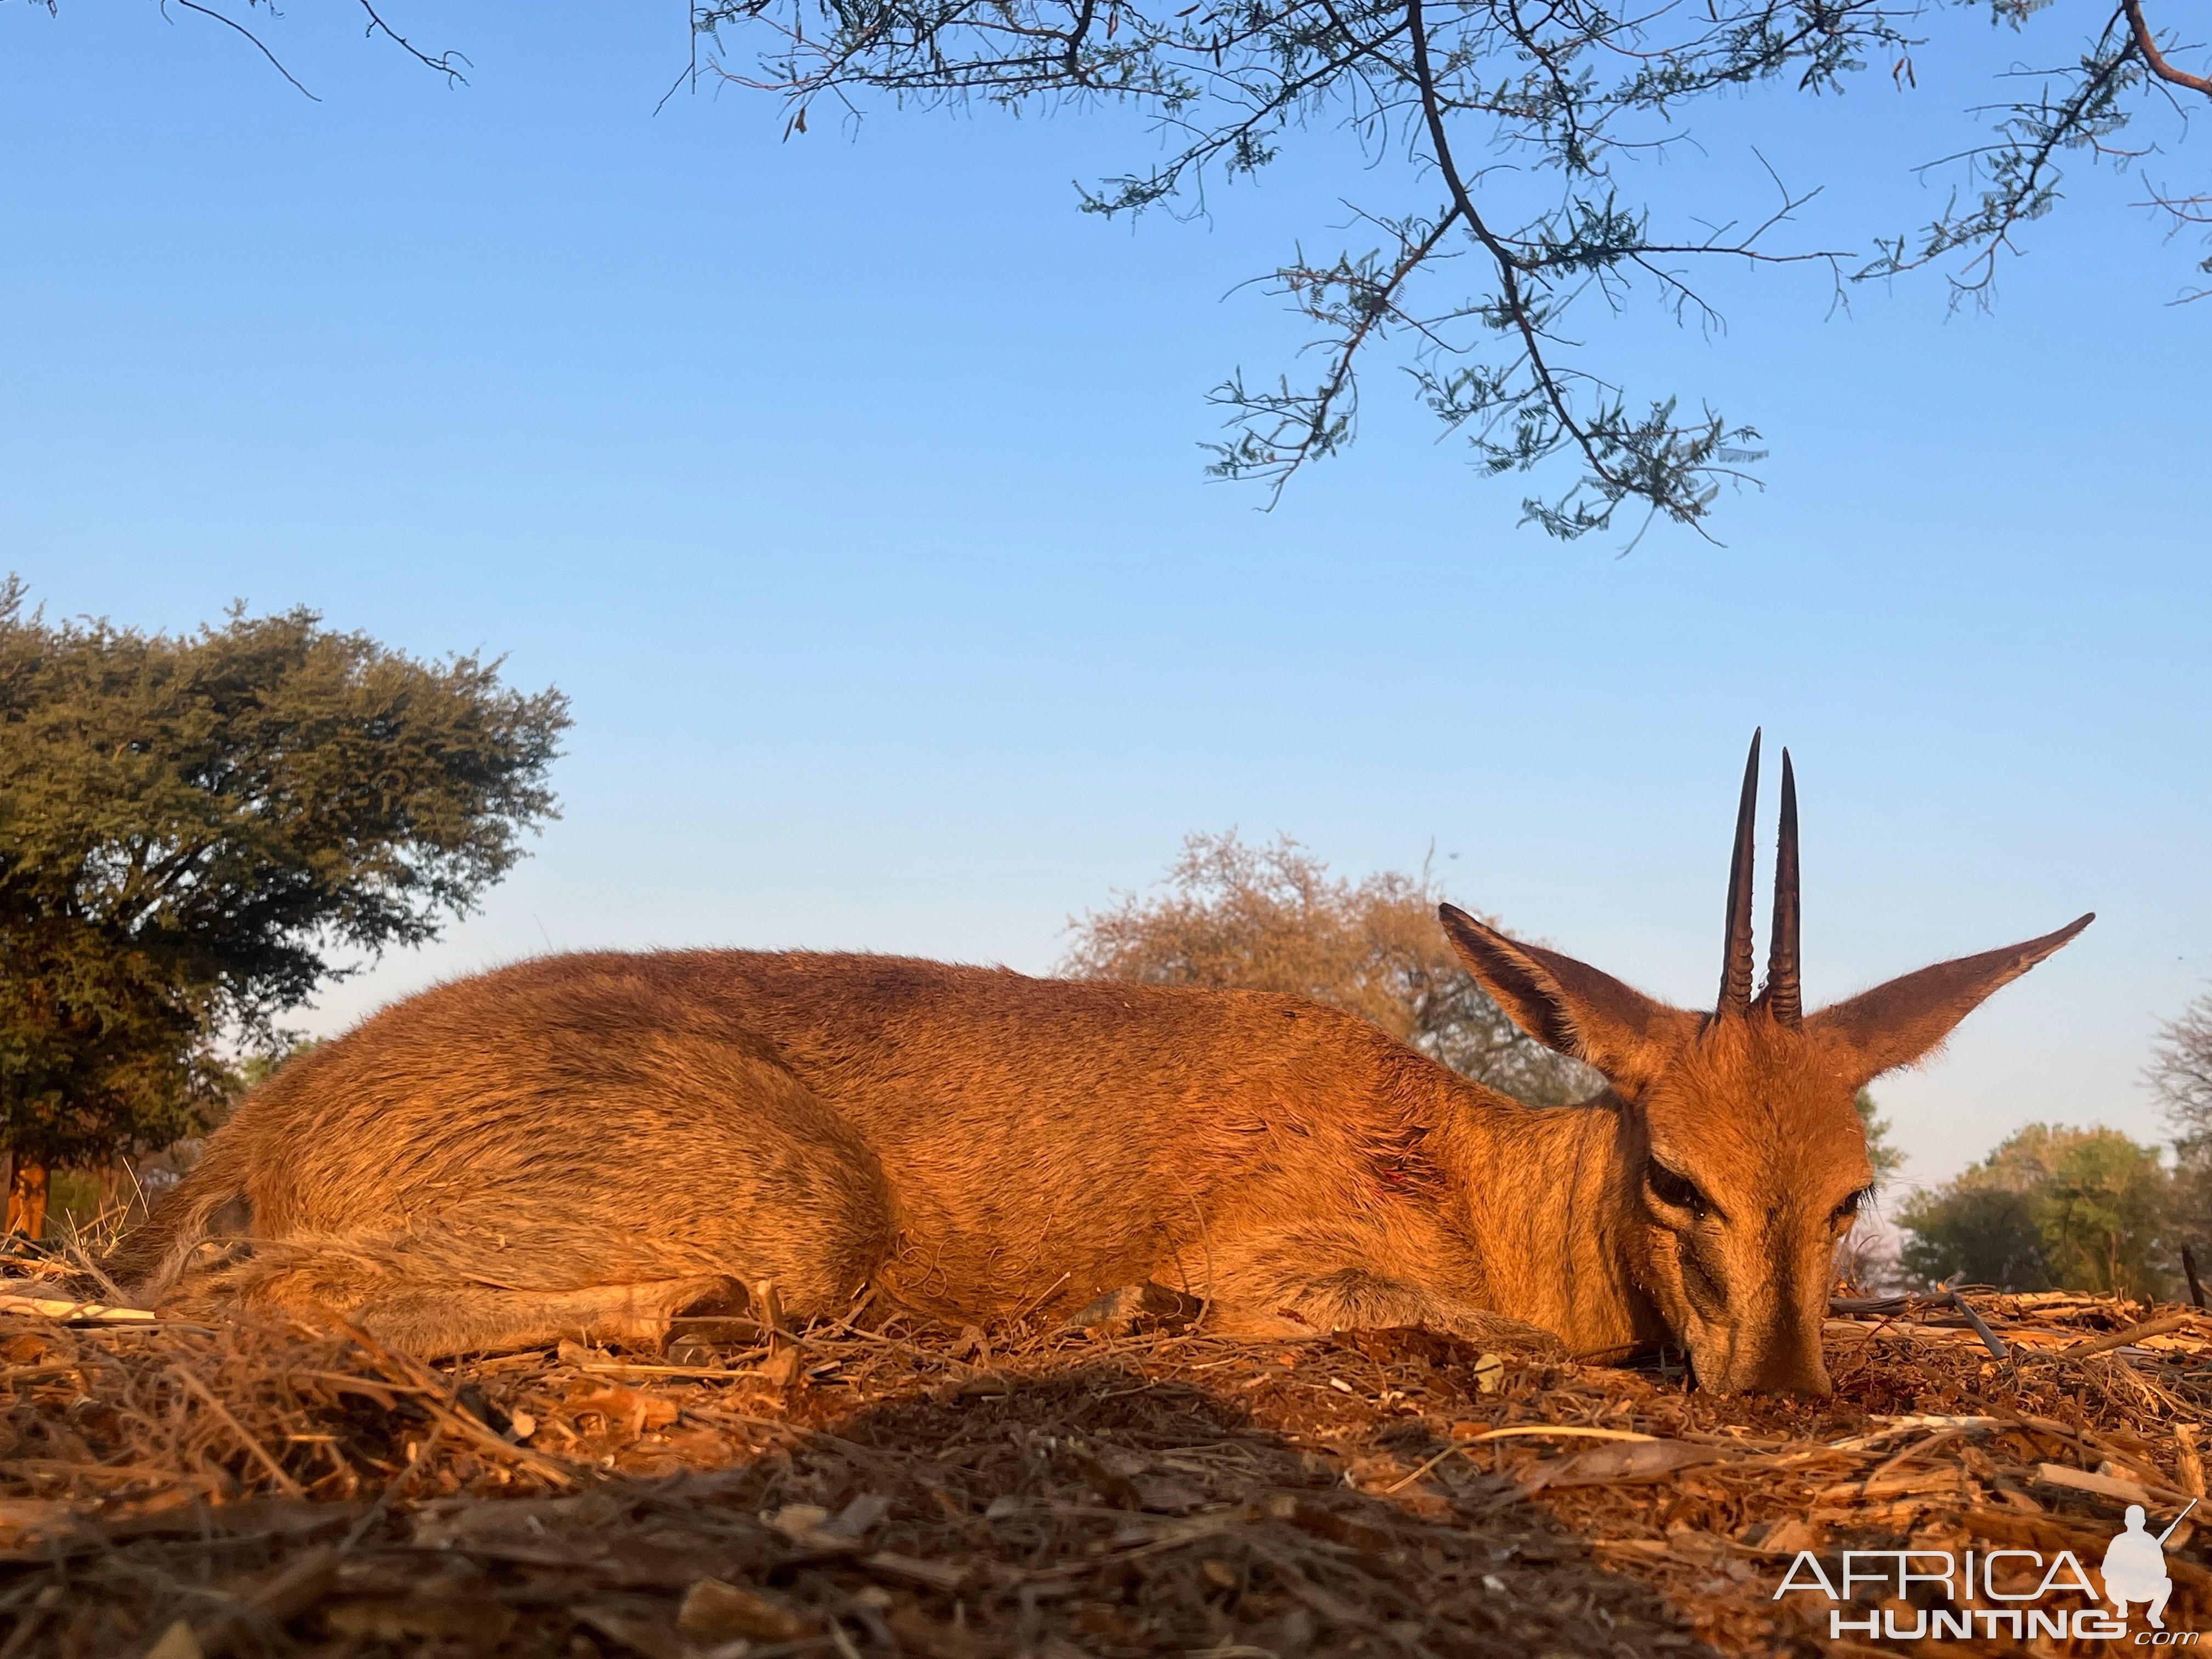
[2104,1499,2196,1629]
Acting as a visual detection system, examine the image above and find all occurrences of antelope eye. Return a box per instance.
[1646,1162,1708,1216]
[1832,1187,1870,1224]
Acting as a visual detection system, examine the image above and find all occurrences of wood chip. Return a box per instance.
[1523,1438,1735,1493]
[574,1606,692,1659]
[2033,1460,2193,1505]
[0,1294,155,1323]
[678,1575,817,1642]
[864,1550,972,1592]
[324,1596,520,1644]
[2063,1312,2204,1359]
[565,1379,680,1430]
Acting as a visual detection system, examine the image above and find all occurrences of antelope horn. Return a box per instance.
[1717,729,1760,1015]
[1765,748,1802,1026]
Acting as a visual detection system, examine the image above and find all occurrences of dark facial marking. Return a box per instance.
[1646,1160,1718,1221]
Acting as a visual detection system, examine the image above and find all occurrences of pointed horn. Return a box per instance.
[1765,748,1802,1026]
[1717,729,1761,1015]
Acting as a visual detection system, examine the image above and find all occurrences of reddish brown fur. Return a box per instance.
[110,953,1612,1356]
[1436,898,2090,1391]
[106,757,2092,1393]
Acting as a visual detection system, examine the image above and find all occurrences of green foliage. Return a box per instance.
[45,1166,112,1237]
[0,582,569,1169]
[54,0,2211,534]
[1060,831,1601,1107]
[1898,1122,2172,1297]
[686,0,2210,535]
[1860,4,2209,306]
[232,1036,323,1097]
[1898,1184,2055,1293]
[1855,1089,1905,1184]
[57,1,2208,534]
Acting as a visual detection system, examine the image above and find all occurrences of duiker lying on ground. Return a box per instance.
[109,735,2088,1392]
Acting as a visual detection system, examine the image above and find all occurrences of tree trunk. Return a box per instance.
[97,1157,134,1218]
[4,1155,50,1240]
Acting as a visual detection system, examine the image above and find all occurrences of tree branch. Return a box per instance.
[356,0,470,83]
[2120,0,2211,97]
[1208,203,1463,500]
[1405,0,1594,477]
[170,0,318,100]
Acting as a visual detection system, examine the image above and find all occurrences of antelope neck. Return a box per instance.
[1433,1086,1665,1356]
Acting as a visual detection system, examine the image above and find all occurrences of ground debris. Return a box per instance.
[4,1252,2210,1656]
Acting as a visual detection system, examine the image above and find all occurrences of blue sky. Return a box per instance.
[4,0,2207,1199]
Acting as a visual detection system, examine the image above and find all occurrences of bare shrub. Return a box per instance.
[1060,832,1600,1107]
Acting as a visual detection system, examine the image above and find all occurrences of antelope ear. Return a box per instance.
[1808,913,2094,1084]
[1438,904,1698,1098]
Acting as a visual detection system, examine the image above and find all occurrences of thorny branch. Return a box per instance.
[710,0,2212,531]
[149,0,2212,534]
[1204,204,1463,505]
[1865,0,2211,306]
[150,0,466,98]
[2140,182,2212,299]
[693,0,1930,538]
[168,0,319,100]
[354,0,470,83]
[1404,0,1644,537]
[2122,0,2212,98]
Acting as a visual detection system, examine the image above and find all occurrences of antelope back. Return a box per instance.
[111,950,1463,1320]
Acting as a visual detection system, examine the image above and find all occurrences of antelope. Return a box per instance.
[108,735,2089,1393]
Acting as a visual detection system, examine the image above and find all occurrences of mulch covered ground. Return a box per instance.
[4,1249,2210,1659]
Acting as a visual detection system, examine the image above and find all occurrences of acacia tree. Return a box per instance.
[690,0,2210,537]
[1061,830,1601,1105]
[0,584,569,1237]
[34,1,2211,535]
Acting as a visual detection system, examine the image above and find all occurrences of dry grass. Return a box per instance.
[4,1244,2211,1658]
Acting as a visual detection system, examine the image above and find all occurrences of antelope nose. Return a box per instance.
[1745,1351,1831,1395]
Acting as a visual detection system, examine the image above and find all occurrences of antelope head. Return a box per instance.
[1439,733,2091,1394]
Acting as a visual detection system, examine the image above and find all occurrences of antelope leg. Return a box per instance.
[1211,1268,1565,1355]
[228,1267,744,1359]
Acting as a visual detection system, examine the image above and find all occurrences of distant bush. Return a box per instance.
[1898,1122,2172,1298]
[1060,831,1602,1108]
